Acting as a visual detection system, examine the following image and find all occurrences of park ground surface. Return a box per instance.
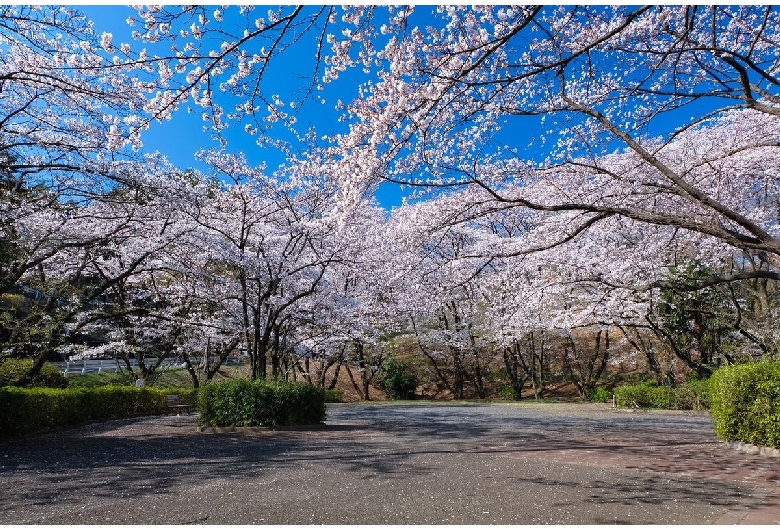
[1,402,779,525]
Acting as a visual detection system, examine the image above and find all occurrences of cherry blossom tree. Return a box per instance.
[7,5,780,396]
[281,197,436,397]
[379,197,503,399]
[0,155,197,383]
[330,6,780,280]
[37,160,203,383]
[104,5,395,155]
[0,5,170,381]
[157,150,358,381]
[0,6,152,178]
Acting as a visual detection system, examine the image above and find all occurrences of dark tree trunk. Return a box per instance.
[503,344,527,400]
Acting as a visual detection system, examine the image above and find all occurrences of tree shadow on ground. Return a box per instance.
[0,404,775,523]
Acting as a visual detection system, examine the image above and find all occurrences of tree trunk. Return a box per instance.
[452,348,465,399]
[529,331,547,399]
[271,324,281,379]
[503,343,527,400]
[344,363,365,400]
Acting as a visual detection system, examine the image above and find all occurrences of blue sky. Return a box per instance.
[75,5,732,211]
[79,5,413,208]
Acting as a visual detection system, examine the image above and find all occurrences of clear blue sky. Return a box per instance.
[77,5,723,210]
[79,5,414,208]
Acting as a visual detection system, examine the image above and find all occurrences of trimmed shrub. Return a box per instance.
[0,386,197,437]
[614,381,673,408]
[710,361,780,449]
[198,379,326,428]
[198,379,258,427]
[614,379,710,410]
[0,359,68,388]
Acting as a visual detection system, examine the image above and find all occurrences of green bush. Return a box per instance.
[198,379,256,427]
[587,386,612,403]
[323,388,344,403]
[380,360,417,400]
[268,380,327,425]
[614,380,709,410]
[0,359,68,389]
[673,378,711,410]
[198,379,326,428]
[498,385,517,401]
[710,361,780,449]
[614,381,668,408]
[0,386,197,437]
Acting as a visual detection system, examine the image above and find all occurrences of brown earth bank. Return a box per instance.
[64,354,653,404]
[338,378,588,403]
[1,403,778,524]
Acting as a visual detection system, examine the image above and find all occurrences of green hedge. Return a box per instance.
[0,386,197,437]
[198,379,326,428]
[710,361,780,449]
[614,380,710,410]
[615,382,675,408]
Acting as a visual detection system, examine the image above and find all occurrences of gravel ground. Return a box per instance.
[1,402,779,524]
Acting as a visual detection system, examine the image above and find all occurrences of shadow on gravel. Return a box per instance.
[0,403,773,523]
[519,474,750,510]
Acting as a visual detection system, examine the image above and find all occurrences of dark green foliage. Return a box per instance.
[673,378,711,410]
[497,385,517,401]
[655,261,736,376]
[380,360,418,400]
[0,386,197,437]
[198,379,259,427]
[197,379,326,428]
[710,361,780,449]
[266,380,327,425]
[323,388,344,403]
[587,386,612,403]
[0,358,68,388]
[615,381,675,409]
[614,380,710,410]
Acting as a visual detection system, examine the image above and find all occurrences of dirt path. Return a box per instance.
[1,402,778,524]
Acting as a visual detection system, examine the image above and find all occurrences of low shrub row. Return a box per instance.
[197,379,326,428]
[0,386,197,437]
[710,361,780,449]
[614,379,710,410]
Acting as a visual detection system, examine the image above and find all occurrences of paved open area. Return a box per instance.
[1,402,779,524]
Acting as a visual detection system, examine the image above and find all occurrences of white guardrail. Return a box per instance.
[50,357,245,375]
